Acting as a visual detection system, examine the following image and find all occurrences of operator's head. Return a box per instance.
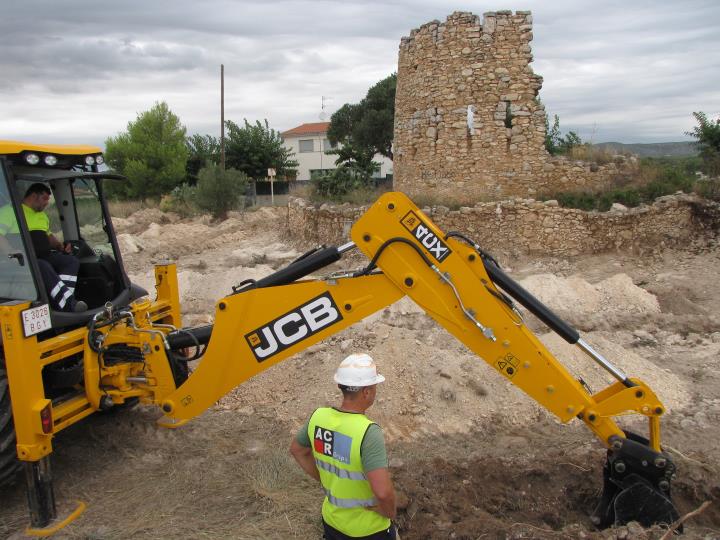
[23,183,51,212]
[334,353,385,406]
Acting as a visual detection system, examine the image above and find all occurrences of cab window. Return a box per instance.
[73,178,114,256]
[0,167,38,301]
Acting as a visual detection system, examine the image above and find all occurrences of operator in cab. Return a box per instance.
[0,183,86,312]
[290,353,398,540]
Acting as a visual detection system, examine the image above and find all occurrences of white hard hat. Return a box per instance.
[334,353,385,387]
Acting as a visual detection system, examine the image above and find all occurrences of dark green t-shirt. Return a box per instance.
[296,409,388,472]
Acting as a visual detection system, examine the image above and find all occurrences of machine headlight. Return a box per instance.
[96,155,104,165]
[44,155,58,166]
[26,153,40,165]
[84,156,96,166]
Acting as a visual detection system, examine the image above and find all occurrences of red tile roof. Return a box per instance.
[281,122,330,138]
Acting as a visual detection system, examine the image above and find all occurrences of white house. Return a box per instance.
[280,122,393,181]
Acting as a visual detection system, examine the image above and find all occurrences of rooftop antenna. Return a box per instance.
[319,95,332,121]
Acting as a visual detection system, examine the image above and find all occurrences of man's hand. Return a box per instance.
[62,242,72,254]
[48,233,65,252]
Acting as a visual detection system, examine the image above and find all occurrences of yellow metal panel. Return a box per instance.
[0,302,54,461]
[0,140,102,156]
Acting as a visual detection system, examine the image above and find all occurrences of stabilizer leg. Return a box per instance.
[24,457,56,528]
[23,456,86,537]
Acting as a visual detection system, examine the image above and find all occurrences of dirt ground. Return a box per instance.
[2,204,720,539]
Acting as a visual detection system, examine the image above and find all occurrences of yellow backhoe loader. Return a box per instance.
[0,141,680,535]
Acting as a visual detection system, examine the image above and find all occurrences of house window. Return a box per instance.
[323,139,336,152]
[299,139,314,153]
[310,169,334,179]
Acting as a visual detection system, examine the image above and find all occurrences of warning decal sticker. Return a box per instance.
[496,353,519,379]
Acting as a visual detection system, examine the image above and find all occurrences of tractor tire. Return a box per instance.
[0,366,21,486]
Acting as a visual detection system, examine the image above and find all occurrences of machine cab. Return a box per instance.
[0,141,143,330]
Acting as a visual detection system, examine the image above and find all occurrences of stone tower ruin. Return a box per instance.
[393,11,624,201]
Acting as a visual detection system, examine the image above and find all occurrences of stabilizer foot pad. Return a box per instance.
[25,501,86,537]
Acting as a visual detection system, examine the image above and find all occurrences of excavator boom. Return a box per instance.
[158,192,679,528]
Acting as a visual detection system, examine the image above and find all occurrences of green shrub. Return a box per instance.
[695,178,720,202]
[546,157,704,211]
[194,165,248,218]
[312,164,375,198]
[160,183,198,216]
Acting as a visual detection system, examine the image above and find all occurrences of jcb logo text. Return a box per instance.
[245,293,342,362]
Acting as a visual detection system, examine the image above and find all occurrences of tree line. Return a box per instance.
[104,84,720,214]
[104,103,299,216]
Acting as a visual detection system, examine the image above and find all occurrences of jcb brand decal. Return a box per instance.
[245,292,343,362]
[401,211,451,262]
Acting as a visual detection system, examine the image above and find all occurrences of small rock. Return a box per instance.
[625,521,647,539]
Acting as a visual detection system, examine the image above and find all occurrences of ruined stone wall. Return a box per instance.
[393,11,630,201]
[287,195,715,258]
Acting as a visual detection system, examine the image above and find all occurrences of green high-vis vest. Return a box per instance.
[308,407,391,537]
[23,204,49,232]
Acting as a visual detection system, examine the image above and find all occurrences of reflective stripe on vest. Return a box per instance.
[315,458,369,481]
[322,488,376,508]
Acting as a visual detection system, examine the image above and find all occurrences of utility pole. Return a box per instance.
[220,64,225,171]
[320,96,331,173]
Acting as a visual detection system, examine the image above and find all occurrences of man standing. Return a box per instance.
[0,183,86,312]
[290,353,397,540]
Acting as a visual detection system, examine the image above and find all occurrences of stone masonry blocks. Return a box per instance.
[393,11,629,201]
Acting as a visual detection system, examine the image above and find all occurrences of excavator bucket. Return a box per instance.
[591,432,681,530]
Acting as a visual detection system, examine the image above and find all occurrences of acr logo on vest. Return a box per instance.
[400,210,451,262]
[314,426,353,464]
[244,292,343,362]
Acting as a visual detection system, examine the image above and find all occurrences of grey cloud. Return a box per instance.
[2,0,719,143]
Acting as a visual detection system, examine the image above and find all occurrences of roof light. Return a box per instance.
[44,155,58,166]
[96,155,104,165]
[84,156,96,166]
[26,153,40,165]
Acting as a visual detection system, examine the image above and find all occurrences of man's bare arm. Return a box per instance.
[290,438,320,482]
[366,467,396,519]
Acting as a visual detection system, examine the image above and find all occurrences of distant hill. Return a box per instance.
[593,141,698,157]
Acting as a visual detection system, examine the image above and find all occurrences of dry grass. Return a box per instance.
[0,408,323,540]
[565,145,623,165]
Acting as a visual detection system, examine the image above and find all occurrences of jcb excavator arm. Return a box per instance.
[158,192,678,528]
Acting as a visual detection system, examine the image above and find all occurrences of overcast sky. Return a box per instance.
[2,0,719,147]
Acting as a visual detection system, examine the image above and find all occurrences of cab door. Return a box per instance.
[0,160,40,303]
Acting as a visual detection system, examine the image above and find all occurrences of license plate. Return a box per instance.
[22,304,52,337]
